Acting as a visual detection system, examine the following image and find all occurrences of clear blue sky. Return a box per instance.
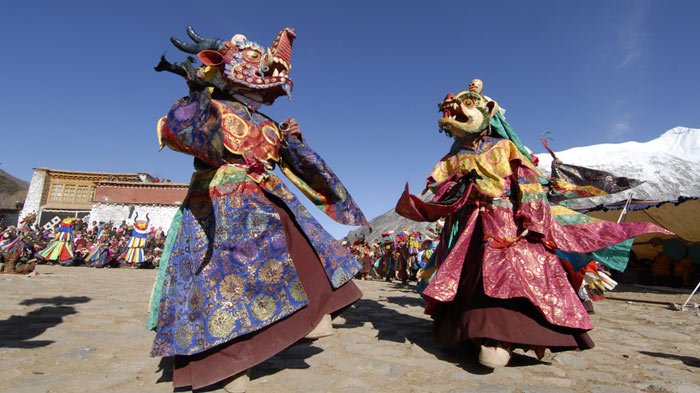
[1,0,699,237]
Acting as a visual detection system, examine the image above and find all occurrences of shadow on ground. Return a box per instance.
[252,341,323,379]
[168,342,324,392]
[167,283,550,390]
[337,295,548,374]
[0,296,91,349]
[156,357,173,384]
[615,283,694,295]
[19,296,91,306]
[639,351,700,367]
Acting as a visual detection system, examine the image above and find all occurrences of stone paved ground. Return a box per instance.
[1,265,699,392]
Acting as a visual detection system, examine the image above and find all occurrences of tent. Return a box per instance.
[583,197,700,308]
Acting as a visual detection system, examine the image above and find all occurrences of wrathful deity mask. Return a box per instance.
[437,79,500,138]
[156,26,296,106]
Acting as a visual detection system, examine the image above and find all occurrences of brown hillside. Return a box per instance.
[0,169,29,210]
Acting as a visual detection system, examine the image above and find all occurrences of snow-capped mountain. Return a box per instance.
[346,127,699,241]
[536,126,700,209]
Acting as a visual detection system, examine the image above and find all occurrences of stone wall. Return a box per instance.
[18,168,47,224]
[89,203,180,231]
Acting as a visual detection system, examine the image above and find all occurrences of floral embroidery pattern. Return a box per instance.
[152,166,362,356]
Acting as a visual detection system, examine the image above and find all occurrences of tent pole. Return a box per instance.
[681,280,700,310]
[617,193,633,224]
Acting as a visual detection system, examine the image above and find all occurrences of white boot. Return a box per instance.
[304,314,334,339]
[478,343,511,368]
[223,369,250,393]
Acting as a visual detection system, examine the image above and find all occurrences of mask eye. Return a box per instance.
[243,50,261,62]
[463,99,474,108]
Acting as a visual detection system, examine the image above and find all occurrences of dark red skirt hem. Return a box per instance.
[430,216,594,353]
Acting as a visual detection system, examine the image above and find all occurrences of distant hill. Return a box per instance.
[347,126,700,242]
[346,191,439,243]
[0,169,29,210]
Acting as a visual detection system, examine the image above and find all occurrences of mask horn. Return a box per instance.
[170,26,225,54]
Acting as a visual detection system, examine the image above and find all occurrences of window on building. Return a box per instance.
[63,185,77,202]
[75,185,94,202]
[48,184,64,202]
[48,182,95,204]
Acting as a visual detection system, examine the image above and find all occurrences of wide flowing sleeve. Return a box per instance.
[279,136,367,226]
[156,91,228,167]
[513,162,672,255]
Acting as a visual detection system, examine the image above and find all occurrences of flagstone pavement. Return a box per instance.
[1,265,699,392]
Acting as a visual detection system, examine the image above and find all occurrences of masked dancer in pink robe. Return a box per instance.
[396,79,672,368]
